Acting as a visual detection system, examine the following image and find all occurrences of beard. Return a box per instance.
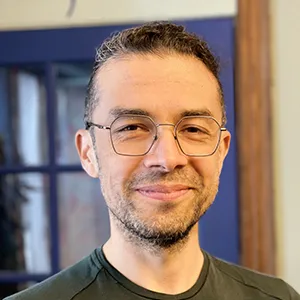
[101,167,219,251]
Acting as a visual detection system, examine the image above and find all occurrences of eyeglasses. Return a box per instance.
[85,115,227,157]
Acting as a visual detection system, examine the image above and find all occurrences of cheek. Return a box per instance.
[99,152,142,190]
[192,156,220,183]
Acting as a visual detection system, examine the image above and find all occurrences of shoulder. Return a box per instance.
[206,252,300,300]
[4,250,103,300]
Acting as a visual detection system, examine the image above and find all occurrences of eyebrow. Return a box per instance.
[108,107,214,120]
[179,109,214,119]
[109,107,153,118]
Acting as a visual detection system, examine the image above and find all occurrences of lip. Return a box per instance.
[136,185,192,201]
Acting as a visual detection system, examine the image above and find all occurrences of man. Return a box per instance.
[6,22,300,300]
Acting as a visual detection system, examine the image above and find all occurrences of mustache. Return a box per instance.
[124,168,204,190]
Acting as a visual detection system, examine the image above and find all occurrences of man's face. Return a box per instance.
[78,53,230,248]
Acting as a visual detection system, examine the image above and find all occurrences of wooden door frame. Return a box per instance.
[236,0,275,274]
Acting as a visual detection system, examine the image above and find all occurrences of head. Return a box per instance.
[76,22,231,251]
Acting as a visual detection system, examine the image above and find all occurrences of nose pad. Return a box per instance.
[150,131,178,153]
[144,129,187,171]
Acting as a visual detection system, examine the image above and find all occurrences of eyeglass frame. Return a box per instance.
[85,114,227,157]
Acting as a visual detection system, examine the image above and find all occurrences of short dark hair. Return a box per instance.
[84,21,226,125]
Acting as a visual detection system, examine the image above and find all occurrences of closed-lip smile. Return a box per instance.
[136,184,192,201]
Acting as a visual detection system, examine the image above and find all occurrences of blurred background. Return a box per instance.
[0,0,299,297]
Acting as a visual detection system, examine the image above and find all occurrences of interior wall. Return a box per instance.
[271,0,300,291]
[0,0,236,30]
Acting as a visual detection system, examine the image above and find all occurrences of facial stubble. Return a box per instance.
[100,164,219,252]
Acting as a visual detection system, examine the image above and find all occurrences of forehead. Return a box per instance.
[94,53,222,122]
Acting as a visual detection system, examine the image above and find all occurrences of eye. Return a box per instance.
[186,127,202,133]
[117,123,150,133]
[181,126,209,135]
[121,125,139,131]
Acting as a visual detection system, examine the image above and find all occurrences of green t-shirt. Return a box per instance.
[5,248,300,300]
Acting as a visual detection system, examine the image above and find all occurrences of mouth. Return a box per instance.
[135,185,192,201]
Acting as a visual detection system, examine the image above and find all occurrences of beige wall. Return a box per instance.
[272,0,300,292]
[0,0,236,30]
[1,0,299,292]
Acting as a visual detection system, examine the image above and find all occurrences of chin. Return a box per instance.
[122,213,200,250]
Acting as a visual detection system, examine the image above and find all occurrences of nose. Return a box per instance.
[143,126,188,172]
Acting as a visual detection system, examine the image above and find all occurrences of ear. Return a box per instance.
[75,129,99,178]
[218,129,231,166]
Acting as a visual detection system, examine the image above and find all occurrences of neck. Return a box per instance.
[103,223,204,295]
